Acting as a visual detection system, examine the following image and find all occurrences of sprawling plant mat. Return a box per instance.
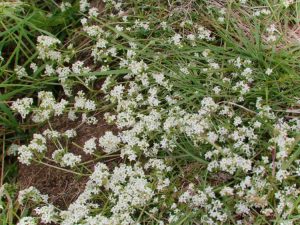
[1,0,300,224]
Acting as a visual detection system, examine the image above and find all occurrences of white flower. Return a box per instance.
[110,85,125,100]
[30,63,38,72]
[54,99,68,116]
[261,208,273,217]
[36,35,61,61]
[61,153,81,167]
[234,117,242,126]
[59,2,71,12]
[207,131,218,143]
[171,33,182,46]
[202,49,210,58]
[43,129,61,139]
[180,67,189,75]
[220,187,234,196]
[99,131,121,153]
[82,114,98,125]
[267,24,276,34]
[235,202,250,215]
[88,7,99,17]
[11,97,33,118]
[276,169,289,182]
[72,61,86,74]
[116,25,124,32]
[187,34,196,41]
[75,91,96,110]
[64,129,77,138]
[17,217,37,225]
[7,144,19,156]
[17,145,33,165]
[152,72,165,85]
[201,97,218,112]
[85,99,96,111]
[45,64,55,76]
[253,121,262,128]
[18,186,48,205]
[144,159,171,172]
[68,110,78,121]
[213,86,221,94]
[128,60,148,75]
[35,204,57,223]
[37,35,60,47]
[29,134,47,153]
[83,137,97,154]
[81,18,87,25]
[265,68,273,75]
[283,0,294,8]
[79,0,90,12]
[88,162,110,187]
[161,21,167,30]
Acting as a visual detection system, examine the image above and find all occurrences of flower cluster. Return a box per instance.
[17,134,46,165]
[36,35,61,61]
[11,97,33,119]
[179,184,227,223]
[11,91,98,124]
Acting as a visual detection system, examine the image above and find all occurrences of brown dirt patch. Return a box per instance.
[91,0,105,12]
[18,113,118,209]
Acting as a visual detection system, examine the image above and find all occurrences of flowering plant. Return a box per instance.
[2,0,300,224]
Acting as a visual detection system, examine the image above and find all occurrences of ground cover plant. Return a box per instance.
[1,0,300,224]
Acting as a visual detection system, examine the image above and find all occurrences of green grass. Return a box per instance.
[2,0,300,224]
[0,2,83,223]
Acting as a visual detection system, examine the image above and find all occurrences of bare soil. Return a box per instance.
[18,113,118,209]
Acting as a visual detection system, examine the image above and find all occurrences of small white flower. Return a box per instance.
[79,0,90,12]
[59,2,71,12]
[235,202,250,215]
[37,35,60,47]
[17,217,37,225]
[35,204,57,223]
[88,7,99,17]
[283,0,294,8]
[64,129,77,138]
[116,25,124,32]
[68,110,77,121]
[61,153,81,167]
[30,63,38,72]
[171,33,182,46]
[15,65,28,78]
[18,186,48,205]
[83,137,97,154]
[213,86,221,94]
[11,97,33,118]
[220,187,234,196]
[99,131,121,153]
[234,117,242,126]
[253,121,262,128]
[161,21,167,30]
[17,145,33,165]
[265,68,273,75]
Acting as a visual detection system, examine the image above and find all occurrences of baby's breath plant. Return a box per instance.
[2,0,300,225]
